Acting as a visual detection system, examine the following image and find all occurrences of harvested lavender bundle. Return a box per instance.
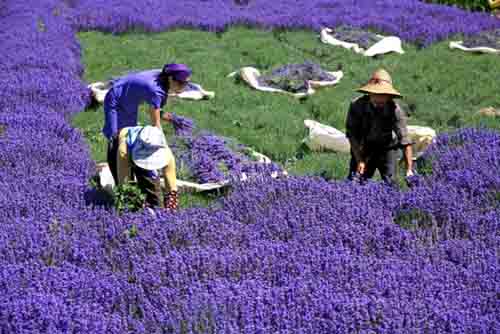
[171,113,195,136]
[462,29,500,49]
[258,61,336,93]
[332,25,382,49]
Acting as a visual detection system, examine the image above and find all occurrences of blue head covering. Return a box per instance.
[162,63,192,82]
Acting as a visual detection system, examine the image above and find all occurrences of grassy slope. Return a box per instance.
[74,27,500,183]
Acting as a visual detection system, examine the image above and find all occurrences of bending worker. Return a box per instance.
[102,63,192,208]
[116,126,178,210]
[345,68,413,185]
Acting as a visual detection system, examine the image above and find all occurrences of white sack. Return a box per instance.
[303,120,436,158]
[303,119,350,153]
[407,125,437,158]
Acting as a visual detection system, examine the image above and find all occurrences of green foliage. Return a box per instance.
[217,161,229,174]
[266,76,306,93]
[113,182,146,213]
[74,27,500,187]
[423,0,491,11]
[394,208,434,231]
[485,190,500,209]
[177,159,196,182]
[416,157,434,176]
[127,224,139,238]
[88,174,99,188]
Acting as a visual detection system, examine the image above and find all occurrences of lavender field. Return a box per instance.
[1,0,499,332]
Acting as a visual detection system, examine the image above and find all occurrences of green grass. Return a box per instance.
[74,26,500,188]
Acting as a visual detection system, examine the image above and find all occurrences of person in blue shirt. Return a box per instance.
[103,63,191,183]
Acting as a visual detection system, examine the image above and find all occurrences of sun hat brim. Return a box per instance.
[357,81,402,98]
[130,126,170,170]
[132,146,169,170]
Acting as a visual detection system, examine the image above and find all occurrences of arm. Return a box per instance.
[346,102,366,173]
[116,128,131,184]
[393,104,414,176]
[404,145,413,176]
[161,111,173,122]
[150,107,161,128]
[147,86,169,127]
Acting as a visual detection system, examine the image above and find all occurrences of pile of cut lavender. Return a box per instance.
[462,29,500,50]
[258,61,336,93]
[169,115,283,184]
[171,113,195,137]
[332,25,382,49]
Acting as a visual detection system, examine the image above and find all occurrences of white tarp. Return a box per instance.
[227,67,343,98]
[88,81,215,104]
[320,28,405,57]
[449,41,500,55]
[96,162,228,193]
[303,120,436,158]
[96,147,287,194]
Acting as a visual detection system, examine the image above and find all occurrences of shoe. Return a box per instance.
[164,190,179,211]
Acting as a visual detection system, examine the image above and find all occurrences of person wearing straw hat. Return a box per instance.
[115,126,179,210]
[345,68,413,185]
[103,63,192,186]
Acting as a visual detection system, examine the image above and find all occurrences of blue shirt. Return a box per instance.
[103,69,167,139]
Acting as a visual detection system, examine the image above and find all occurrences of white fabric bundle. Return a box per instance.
[320,28,405,57]
[96,146,287,194]
[303,120,436,158]
[88,81,215,104]
[227,67,343,98]
[449,41,500,55]
[303,119,351,153]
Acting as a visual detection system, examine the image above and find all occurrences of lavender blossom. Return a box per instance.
[461,28,500,49]
[171,113,195,137]
[0,0,499,332]
[331,25,382,49]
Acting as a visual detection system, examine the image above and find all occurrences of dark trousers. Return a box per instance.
[107,139,161,207]
[107,137,119,183]
[348,149,398,185]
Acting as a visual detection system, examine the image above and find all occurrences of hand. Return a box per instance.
[357,162,366,175]
[161,112,173,122]
[406,169,414,177]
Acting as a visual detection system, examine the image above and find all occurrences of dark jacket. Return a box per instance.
[345,95,411,162]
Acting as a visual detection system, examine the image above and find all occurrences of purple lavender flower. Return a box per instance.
[331,25,382,49]
[258,61,336,93]
[1,1,499,332]
[171,113,195,137]
[462,28,500,49]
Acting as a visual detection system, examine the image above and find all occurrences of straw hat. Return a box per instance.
[131,126,169,170]
[357,68,402,98]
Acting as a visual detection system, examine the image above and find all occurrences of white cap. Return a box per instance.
[131,126,169,170]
